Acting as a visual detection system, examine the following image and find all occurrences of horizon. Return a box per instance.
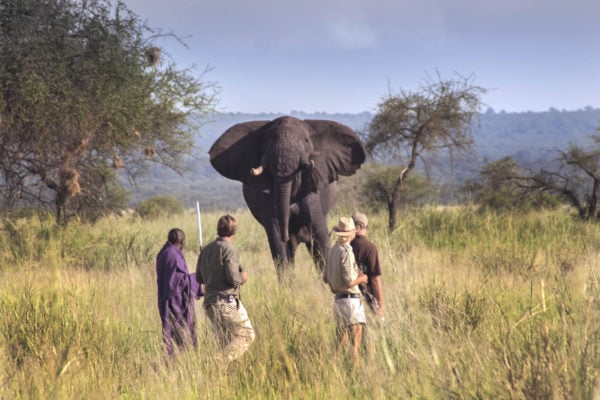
[206,106,600,116]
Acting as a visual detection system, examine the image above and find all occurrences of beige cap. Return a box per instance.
[352,212,368,227]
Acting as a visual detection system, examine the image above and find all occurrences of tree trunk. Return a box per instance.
[387,165,412,231]
[591,178,600,220]
[55,190,68,227]
[387,200,397,231]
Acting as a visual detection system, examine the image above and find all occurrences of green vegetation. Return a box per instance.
[364,74,485,230]
[463,157,561,212]
[135,195,185,219]
[0,0,217,224]
[2,207,600,398]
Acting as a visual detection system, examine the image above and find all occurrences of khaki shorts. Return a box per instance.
[333,297,366,326]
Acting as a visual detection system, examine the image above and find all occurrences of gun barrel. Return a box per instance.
[196,201,203,249]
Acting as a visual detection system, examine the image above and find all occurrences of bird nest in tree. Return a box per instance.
[144,146,157,159]
[112,153,124,169]
[145,47,161,66]
[60,167,81,197]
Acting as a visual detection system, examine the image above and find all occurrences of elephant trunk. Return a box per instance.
[274,178,292,242]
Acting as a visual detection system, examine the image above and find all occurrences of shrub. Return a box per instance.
[135,195,185,219]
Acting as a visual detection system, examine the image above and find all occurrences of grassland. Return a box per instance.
[1,207,600,399]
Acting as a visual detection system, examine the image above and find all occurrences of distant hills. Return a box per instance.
[128,108,600,210]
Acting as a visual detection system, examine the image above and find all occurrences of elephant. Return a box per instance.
[209,116,366,278]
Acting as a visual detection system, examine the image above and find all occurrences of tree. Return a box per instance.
[364,74,486,230]
[336,162,435,212]
[0,0,217,224]
[521,136,600,220]
[463,157,559,212]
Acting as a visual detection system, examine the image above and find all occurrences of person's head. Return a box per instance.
[352,212,368,233]
[167,228,186,249]
[333,216,356,244]
[217,214,238,238]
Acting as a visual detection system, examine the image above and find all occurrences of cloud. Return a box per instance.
[326,20,377,49]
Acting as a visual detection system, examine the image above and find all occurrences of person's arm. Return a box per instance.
[341,249,367,288]
[350,273,368,288]
[223,245,246,286]
[195,252,204,284]
[370,275,384,316]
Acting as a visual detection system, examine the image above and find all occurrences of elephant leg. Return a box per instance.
[264,221,294,280]
[243,185,293,276]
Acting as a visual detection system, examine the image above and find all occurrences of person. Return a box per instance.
[323,217,368,367]
[196,214,255,362]
[156,228,203,356]
[351,212,384,321]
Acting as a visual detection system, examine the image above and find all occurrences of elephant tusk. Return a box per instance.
[251,165,264,176]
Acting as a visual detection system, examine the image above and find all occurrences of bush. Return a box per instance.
[135,195,185,219]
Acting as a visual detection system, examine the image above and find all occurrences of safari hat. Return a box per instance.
[352,212,368,228]
[332,217,356,236]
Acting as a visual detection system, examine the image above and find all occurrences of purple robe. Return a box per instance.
[156,242,203,355]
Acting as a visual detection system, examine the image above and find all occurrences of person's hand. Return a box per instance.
[358,273,368,284]
[377,304,385,324]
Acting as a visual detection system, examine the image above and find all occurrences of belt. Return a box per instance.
[217,294,237,303]
[335,293,361,299]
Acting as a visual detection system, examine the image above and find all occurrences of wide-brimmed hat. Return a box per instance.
[352,212,368,228]
[332,217,356,236]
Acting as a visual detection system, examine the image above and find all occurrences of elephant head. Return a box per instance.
[209,116,365,274]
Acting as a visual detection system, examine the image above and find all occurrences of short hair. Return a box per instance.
[167,228,185,245]
[354,221,367,230]
[217,214,238,237]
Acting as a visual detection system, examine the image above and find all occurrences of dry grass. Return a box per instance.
[1,207,600,398]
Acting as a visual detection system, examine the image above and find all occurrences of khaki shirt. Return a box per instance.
[323,242,361,295]
[196,237,244,305]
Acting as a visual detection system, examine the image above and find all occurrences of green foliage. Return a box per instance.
[464,157,561,212]
[0,0,217,224]
[135,195,184,220]
[364,74,486,229]
[336,162,436,213]
[524,135,600,220]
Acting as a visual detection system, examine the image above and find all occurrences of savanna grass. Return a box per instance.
[1,207,600,398]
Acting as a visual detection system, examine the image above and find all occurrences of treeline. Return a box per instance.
[130,107,600,210]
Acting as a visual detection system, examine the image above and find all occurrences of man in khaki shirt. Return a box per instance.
[196,215,255,362]
[323,217,368,367]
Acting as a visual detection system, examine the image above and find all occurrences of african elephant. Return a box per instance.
[209,116,366,277]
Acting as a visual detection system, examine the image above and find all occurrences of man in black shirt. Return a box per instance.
[351,212,384,321]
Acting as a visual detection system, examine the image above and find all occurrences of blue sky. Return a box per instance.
[125,0,600,114]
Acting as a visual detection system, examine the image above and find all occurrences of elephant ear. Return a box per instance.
[209,120,270,185]
[305,119,366,188]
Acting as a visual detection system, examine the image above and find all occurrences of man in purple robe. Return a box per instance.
[156,228,203,356]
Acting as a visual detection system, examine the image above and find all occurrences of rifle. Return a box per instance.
[196,201,203,250]
[358,263,379,314]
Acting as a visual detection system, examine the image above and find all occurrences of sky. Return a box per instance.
[124,0,600,114]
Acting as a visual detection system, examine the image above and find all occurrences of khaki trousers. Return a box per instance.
[205,299,255,362]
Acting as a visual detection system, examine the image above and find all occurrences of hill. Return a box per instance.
[128,108,600,209]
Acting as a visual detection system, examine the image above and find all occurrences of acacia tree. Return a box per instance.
[463,157,559,212]
[0,0,217,224]
[364,74,485,230]
[521,137,600,220]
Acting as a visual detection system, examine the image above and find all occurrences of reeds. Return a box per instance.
[1,207,599,398]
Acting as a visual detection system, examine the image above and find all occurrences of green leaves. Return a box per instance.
[0,0,217,224]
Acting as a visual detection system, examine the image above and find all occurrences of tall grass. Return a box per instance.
[1,207,600,398]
